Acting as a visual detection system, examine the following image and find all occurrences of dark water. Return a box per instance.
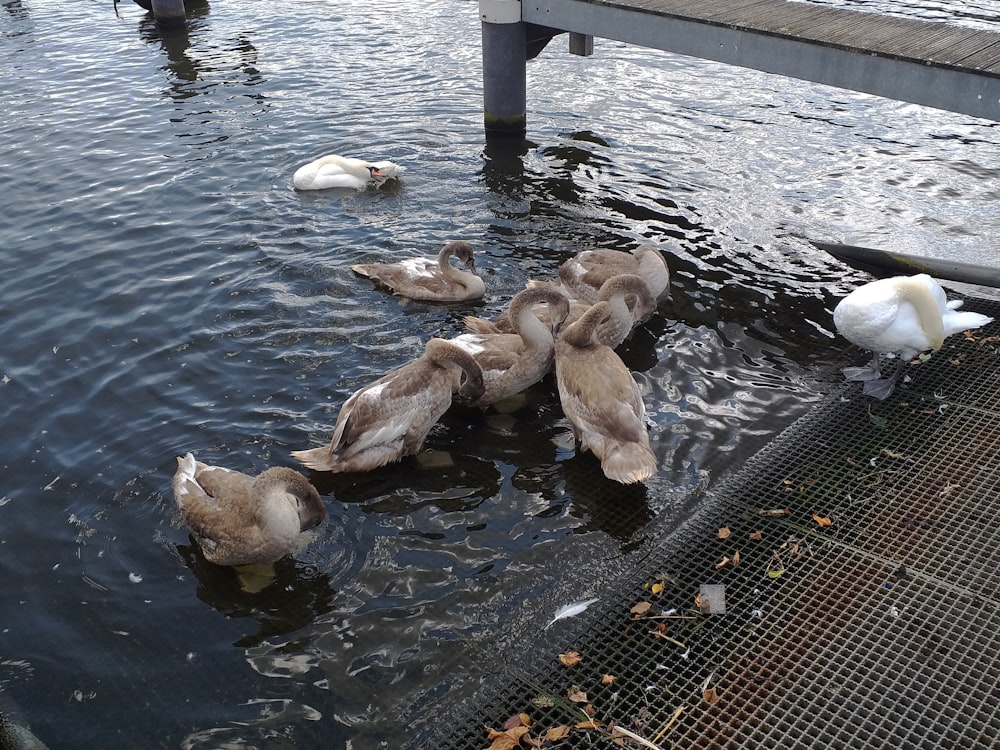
[0,0,997,747]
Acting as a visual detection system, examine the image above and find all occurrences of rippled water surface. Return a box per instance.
[1,0,997,746]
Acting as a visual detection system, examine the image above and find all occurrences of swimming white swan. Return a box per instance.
[554,301,658,484]
[351,240,486,302]
[292,154,404,190]
[558,244,670,306]
[291,338,485,473]
[171,453,326,567]
[448,286,570,407]
[833,273,993,399]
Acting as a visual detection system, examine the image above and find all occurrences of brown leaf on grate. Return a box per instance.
[567,686,588,703]
[484,723,531,750]
[812,513,833,527]
[601,673,617,685]
[715,556,730,569]
[559,651,582,667]
[718,526,731,539]
[630,601,653,616]
[545,726,571,742]
[503,713,531,730]
[749,530,763,540]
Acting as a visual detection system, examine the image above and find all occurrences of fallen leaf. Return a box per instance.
[718,527,731,539]
[715,556,730,569]
[703,686,720,704]
[575,719,601,730]
[749,530,763,541]
[484,724,529,750]
[503,713,531,730]
[812,513,833,527]
[545,726,571,742]
[732,550,741,566]
[601,674,617,685]
[650,582,664,595]
[558,651,582,667]
[567,686,588,703]
[630,601,653,616]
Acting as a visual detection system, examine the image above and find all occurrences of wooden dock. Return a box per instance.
[481,0,1000,133]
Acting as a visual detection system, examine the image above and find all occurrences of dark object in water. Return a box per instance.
[813,240,1000,289]
[0,692,49,750]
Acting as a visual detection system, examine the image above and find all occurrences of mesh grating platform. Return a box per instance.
[418,295,1000,750]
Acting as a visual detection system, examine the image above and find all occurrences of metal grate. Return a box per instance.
[418,295,1000,750]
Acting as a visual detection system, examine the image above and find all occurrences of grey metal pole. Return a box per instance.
[150,0,185,27]
[480,0,527,136]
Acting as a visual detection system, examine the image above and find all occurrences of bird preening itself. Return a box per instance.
[554,301,658,484]
[351,240,486,303]
[171,453,326,567]
[833,273,993,400]
[291,338,485,473]
[292,154,404,191]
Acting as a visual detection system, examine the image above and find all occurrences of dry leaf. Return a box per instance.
[567,686,588,703]
[575,719,601,730]
[558,651,582,667]
[749,530,763,541]
[484,724,529,750]
[718,527,731,539]
[715,556,730,569]
[601,674,617,685]
[812,513,833,527]
[630,601,653,616]
[732,550,741,566]
[650,582,664,595]
[503,713,531,730]
[703,686,720,704]
[545,726,571,742]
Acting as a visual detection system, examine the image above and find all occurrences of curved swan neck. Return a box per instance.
[509,287,570,346]
[562,301,612,348]
[424,338,486,400]
[437,241,479,283]
[895,276,945,349]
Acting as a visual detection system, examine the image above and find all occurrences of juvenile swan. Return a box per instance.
[352,240,486,302]
[833,273,993,400]
[554,301,658,484]
[558,244,670,305]
[464,273,654,349]
[292,154,404,190]
[448,286,571,407]
[291,338,485,473]
[172,453,326,567]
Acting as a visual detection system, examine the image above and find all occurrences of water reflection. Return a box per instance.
[177,541,336,649]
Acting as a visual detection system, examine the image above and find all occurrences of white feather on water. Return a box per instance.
[545,597,599,628]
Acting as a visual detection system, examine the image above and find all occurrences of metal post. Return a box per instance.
[480,0,527,136]
[150,0,185,27]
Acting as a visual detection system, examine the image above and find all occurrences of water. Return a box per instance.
[0,0,997,747]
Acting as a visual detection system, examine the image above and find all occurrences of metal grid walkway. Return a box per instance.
[420,294,1000,749]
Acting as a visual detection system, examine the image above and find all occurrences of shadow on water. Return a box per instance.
[176,542,336,649]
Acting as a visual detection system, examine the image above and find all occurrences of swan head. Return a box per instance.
[444,240,479,276]
[367,161,404,181]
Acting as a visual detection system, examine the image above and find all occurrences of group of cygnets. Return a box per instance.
[172,153,995,572]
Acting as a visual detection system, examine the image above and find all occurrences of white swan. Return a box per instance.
[351,240,486,302]
[291,338,485,473]
[554,301,658,484]
[171,453,326,567]
[448,286,570,407]
[292,154,404,190]
[833,273,993,399]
